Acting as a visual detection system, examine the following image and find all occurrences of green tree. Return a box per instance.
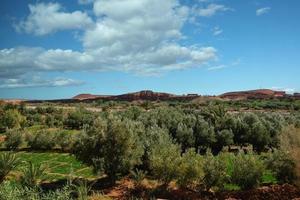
[102,118,144,182]
[175,122,194,152]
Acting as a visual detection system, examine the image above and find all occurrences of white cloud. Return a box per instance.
[0,0,218,85]
[212,26,223,36]
[207,65,227,71]
[0,76,83,88]
[82,0,216,73]
[194,4,232,17]
[256,7,271,16]
[15,2,93,35]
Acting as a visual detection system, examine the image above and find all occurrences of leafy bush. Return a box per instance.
[231,152,264,189]
[0,109,26,132]
[0,152,20,184]
[0,181,73,200]
[278,125,300,185]
[55,131,76,152]
[64,108,94,130]
[264,150,296,183]
[202,151,228,191]
[149,132,181,185]
[74,116,144,182]
[4,129,23,150]
[20,161,46,188]
[26,130,56,150]
[176,148,203,188]
[102,118,144,182]
[130,169,147,187]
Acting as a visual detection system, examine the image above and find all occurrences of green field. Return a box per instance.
[2,152,96,182]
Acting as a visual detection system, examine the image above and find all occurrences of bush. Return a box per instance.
[26,130,56,150]
[264,150,296,183]
[130,169,147,187]
[0,109,26,132]
[278,125,300,185]
[149,133,181,185]
[20,161,46,188]
[64,108,94,130]
[202,151,228,191]
[176,148,203,188]
[102,118,144,182]
[4,129,23,150]
[55,131,76,152]
[231,152,264,189]
[0,152,20,184]
[0,181,73,200]
[73,116,144,183]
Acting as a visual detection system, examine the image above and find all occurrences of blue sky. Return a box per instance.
[0,0,299,99]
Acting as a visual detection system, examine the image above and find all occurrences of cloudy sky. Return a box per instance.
[0,0,299,99]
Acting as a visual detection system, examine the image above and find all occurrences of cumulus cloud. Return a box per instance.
[194,3,232,17]
[0,0,218,86]
[0,76,83,88]
[256,7,271,16]
[15,2,93,35]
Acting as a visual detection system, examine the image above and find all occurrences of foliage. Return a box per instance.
[20,161,46,188]
[176,148,203,188]
[102,117,144,182]
[231,152,264,189]
[0,181,73,200]
[0,152,20,184]
[130,169,147,187]
[202,151,228,191]
[278,125,300,185]
[73,180,91,200]
[64,108,94,130]
[264,150,296,183]
[4,129,23,150]
[0,109,26,132]
[26,130,56,150]
[149,132,181,184]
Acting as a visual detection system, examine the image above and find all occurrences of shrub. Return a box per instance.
[73,180,91,200]
[26,130,56,150]
[20,161,46,188]
[231,152,264,189]
[0,181,73,200]
[102,118,144,182]
[73,116,144,183]
[0,152,20,184]
[0,109,26,132]
[56,131,76,152]
[264,150,296,183]
[202,151,228,191]
[278,125,300,185]
[64,108,94,130]
[176,148,203,188]
[149,133,181,185]
[4,129,23,150]
[130,169,147,187]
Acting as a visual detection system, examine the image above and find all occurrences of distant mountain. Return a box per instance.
[72,90,200,101]
[219,89,286,100]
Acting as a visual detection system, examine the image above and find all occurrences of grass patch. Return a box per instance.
[1,151,96,182]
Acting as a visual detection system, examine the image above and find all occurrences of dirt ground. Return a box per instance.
[99,178,300,200]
